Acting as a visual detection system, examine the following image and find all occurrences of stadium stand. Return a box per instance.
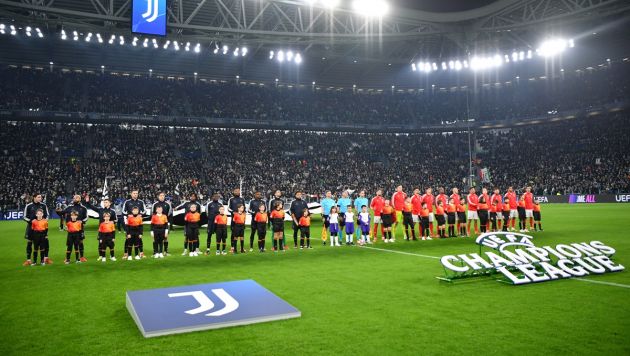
[1,111,628,211]
[0,61,628,125]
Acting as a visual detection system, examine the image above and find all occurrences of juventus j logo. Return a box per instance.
[168,289,239,317]
[141,0,159,23]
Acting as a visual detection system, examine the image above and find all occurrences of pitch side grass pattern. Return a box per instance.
[1,204,629,355]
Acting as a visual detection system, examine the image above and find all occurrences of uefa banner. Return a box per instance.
[534,194,630,204]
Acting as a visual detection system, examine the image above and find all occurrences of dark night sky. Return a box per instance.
[395,0,499,12]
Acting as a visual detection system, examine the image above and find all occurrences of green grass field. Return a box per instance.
[1,203,629,355]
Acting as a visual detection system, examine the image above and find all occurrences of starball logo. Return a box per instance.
[440,232,624,285]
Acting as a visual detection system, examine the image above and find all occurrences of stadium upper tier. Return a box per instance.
[1,61,628,129]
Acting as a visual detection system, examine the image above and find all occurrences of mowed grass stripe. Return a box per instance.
[0,203,629,355]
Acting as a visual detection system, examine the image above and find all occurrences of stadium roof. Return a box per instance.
[0,0,629,86]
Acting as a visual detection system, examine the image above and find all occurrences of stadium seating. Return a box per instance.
[1,62,628,125]
[1,111,628,211]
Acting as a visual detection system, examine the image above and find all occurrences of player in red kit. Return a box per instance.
[436,187,448,232]
[523,186,535,230]
[421,187,435,237]
[490,187,504,231]
[411,188,422,236]
[504,186,518,231]
[391,185,407,239]
[466,187,479,235]
[370,189,385,242]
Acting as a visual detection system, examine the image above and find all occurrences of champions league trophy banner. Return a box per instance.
[437,232,624,285]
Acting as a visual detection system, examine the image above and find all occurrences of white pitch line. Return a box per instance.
[311,236,440,259]
[358,245,441,260]
[315,237,630,289]
[574,278,630,289]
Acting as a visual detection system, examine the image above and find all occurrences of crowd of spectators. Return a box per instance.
[1,112,628,211]
[0,61,628,125]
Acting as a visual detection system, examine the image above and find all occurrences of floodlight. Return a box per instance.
[536,38,568,57]
[352,0,389,17]
[321,0,340,9]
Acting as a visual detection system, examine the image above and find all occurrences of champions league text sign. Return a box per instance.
[438,232,624,285]
[126,280,301,337]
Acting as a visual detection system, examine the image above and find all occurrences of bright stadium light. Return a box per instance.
[321,0,340,9]
[163,40,170,49]
[132,36,138,46]
[295,53,302,64]
[25,26,32,37]
[213,47,219,54]
[61,29,67,40]
[463,60,468,68]
[194,43,201,53]
[504,54,510,63]
[269,50,274,59]
[108,34,115,44]
[233,47,239,56]
[352,0,389,17]
[519,51,525,61]
[493,54,502,67]
[432,62,438,71]
[241,47,248,56]
[0,24,5,35]
[222,45,228,54]
[277,50,285,62]
[512,52,518,61]
[455,60,462,71]
[10,25,16,36]
[448,60,454,69]
[96,33,102,43]
[143,38,149,47]
[185,42,190,51]
[174,41,180,51]
[411,63,416,71]
[73,30,79,41]
[441,62,447,70]
[287,51,294,61]
[118,35,125,45]
[527,50,532,59]
[85,32,93,42]
[152,38,158,48]
[568,39,575,48]
[536,38,568,57]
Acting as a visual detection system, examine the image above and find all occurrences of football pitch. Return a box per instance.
[1,203,629,355]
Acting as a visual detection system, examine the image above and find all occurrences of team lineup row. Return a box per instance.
[20,185,543,266]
